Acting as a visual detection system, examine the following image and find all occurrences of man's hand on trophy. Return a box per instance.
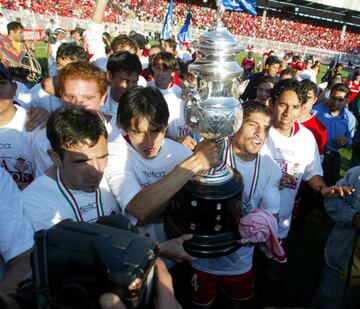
[178,135,197,150]
[191,141,222,173]
[158,234,196,262]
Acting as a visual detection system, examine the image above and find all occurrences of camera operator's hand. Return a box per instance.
[159,234,196,262]
[154,258,181,309]
[99,293,126,309]
[99,259,181,309]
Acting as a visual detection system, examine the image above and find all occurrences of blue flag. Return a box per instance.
[177,9,192,43]
[162,0,174,40]
[221,0,257,15]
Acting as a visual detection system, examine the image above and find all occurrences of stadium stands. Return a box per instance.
[0,0,359,53]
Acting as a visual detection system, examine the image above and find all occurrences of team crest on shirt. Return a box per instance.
[14,157,30,172]
[1,157,34,188]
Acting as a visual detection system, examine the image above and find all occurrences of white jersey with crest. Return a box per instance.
[0,105,36,188]
[261,123,323,238]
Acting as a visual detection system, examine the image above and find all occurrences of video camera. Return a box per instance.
[32,215,158,308]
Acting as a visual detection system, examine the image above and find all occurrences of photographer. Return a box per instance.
[0,258,180,308]
[47,28,67,77]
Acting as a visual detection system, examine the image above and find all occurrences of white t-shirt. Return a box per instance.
[192,141,282,275]
[101,87,118,117]
[31,127,53,177]
[105,136,192,241]
[147,80,190,139]
[0,16,9,35]
[30,82,62,113]
[14,81,33,108]
[0,168,34,263]
[261,123,323,238]
[300,69,317,83]
[0,105,36,188]
[23,172,120,231]
[106,116,125,143]
[179,50,192,63]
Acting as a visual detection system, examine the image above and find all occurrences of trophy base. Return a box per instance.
[164,168,243,258]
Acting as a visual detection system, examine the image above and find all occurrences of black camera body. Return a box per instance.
[32,216,158,308]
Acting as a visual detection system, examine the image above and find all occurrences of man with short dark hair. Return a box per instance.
[102,51,142,116]
[190,102,282,308]
[148,51,195,148]
[241,55,282,101]
[262,79,353,240]
[24,106,120,231]
[313,83,356,186]
[252,75,277,105]
[105,86,221,261]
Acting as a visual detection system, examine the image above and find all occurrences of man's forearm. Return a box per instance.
[127,156,200,223]
[307,175,327,194]
[92,0,108,24]
[0,250,31,292]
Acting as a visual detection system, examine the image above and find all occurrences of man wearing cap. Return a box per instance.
[47,28,67,77]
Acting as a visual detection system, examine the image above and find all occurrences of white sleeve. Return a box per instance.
[84,21,106,64]
[23,183,59,232]
[32,127,53,177]
[14,81,33,109]
[303,134,323,181]
[0,169,34,263]
[258,156,282,214]
[104,143,143,225]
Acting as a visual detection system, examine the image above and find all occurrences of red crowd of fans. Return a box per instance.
[0,0,359,53]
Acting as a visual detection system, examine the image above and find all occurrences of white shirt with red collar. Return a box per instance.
[261,122,323,238]
[23,172,119,231]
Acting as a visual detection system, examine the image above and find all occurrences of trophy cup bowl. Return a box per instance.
[164,6,245,258]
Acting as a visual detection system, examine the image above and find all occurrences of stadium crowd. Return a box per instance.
[1,0,360,308]
[0,0,360,52]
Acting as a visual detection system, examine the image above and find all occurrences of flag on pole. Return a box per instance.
[162,0,174,40]
[177,9,192,44]
[221,0,257,16]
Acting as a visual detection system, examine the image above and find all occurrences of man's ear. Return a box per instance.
[106,71,112,83]
[47,149,62,166]
[269,99,274,112]
[99,91,107,107]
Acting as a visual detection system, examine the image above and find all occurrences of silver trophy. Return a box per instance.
[165,2,245,258]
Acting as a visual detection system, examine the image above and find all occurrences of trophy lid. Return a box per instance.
[190,3,242,80]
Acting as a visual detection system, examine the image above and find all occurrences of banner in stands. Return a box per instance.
[23,29,46,41]
[222,0,257,15]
